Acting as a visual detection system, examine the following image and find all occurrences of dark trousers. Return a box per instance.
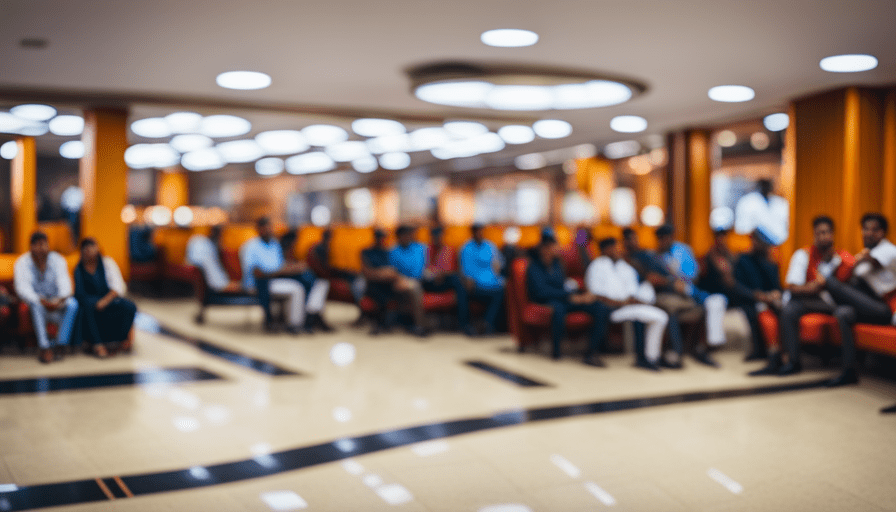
[470,285,504,333]
[732,300,766,355]
[546,300,611,359]
[825,277,892,370]
[779,296,834,364]
[423,274,469,329]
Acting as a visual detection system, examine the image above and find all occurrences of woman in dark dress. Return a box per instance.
[74,238,137,357]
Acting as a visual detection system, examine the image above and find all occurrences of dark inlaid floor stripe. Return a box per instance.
[157,326,302,376]
[465,360,552,387]
[0,367,224,395]
[0,379,830,511]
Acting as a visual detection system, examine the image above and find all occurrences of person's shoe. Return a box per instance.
[463,325,477,337]
[749,353,783,376]
[303,322,316,334]
[551,352,563,361]
[369,324,384,336]
[693,350,720,368]
[582,354,605,368]
[744,349,768,362]
[310,314,334,333]
[824,369,859,387]
[881,403,896,414]
[53,346,65,361]
[93,344,109,359]
[39,348,54,364]
[634,359,661,372]
[776,360,802,376]
[659,357,683,370]
[264,322,281,334]
[286,325,303,335]
[411,326,430,338]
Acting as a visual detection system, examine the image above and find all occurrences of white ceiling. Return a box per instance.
[2,0,895,166]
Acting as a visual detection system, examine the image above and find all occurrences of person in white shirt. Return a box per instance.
[734,179,789,246]
[823,213,896,387]
[186,225,241,293]
[586,238,670,371]
[14,232,79,363]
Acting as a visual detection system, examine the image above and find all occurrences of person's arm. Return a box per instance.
[104,257,127,296]
[54,254,73,299]
[784,250,821,294]
[526,263,569,303]
[731,256,764,302]
[584,261,625,308]
[13,256,40,304]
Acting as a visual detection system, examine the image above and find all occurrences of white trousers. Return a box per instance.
[610,304,669,362]
[269,278,329,327]
[704,293,728,346]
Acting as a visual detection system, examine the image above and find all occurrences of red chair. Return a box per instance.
[506,258,593,351]
[757,310,839,350]
[855,324,896,358]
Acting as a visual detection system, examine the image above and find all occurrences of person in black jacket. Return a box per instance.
[732,229,782,362]
[526,232,610,366]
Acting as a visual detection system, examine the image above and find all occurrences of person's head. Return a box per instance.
[396,225,415,247]
[209,225,224,244]
[758,178,774,197]
[599,237,620,260]
[712,228,730,247]
[321,228,332,242]
[622,227,639,253]
[80,237,100,262]
[575,227,592,247]
[373,228,387,248]
[471,223,484,243]
[861,212,889,249]
[536,232,558,264]
[751,228,774,256]
[655,224,675,253]
[280,229,298,254]
[256,216,273,241]
[812,215,835,252]
[431,226,444,246]
[29,232,49,261]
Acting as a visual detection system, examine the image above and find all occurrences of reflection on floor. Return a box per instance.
[0,298,894,511]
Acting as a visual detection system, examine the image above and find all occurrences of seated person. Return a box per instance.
[527,232,610,366]
[14,231,79,363]
[74,238,137,358]
[186,225,241,292]
[697,228,738,303]
[309,228,365,305]
[573,226,598,273]
[241,217,328,334]
[0,285,14,337]
[128,222,158,264]
[424,226,469,332]
[362,229,426,336]
[500,226,524,278]
[280,228,332,332]
[730,229,783,363]
[586,238,670,371]
[750,215,854,376]
[460,224,506,335]
[823,213,896,386]
[649,225,728,367]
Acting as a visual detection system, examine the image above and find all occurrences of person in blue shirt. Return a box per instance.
[526,232,611,366]
[241,217,328,334]
[362,229,427,337]
[653,224,728,367]
[460,224,505,335]
[280,228,333,332]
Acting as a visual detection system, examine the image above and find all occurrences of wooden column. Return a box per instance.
[11,136,37,254]
[157,170,189,210]
[882,88,896,225]
[687,130,713,255]
[779,104,798,275]
[666,132,688,238]
[80,108,130,279]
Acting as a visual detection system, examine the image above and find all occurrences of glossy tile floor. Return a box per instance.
[1,298,895,511]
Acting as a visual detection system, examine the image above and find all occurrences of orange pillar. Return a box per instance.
[157,170,189,210]
[882,88,896,226]
[779,104,798,277]
[666,132,688,240]
[11,136,37,254]
[80,108,130,279]
[686,130,713,256]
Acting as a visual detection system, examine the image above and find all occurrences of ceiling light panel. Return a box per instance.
[216,71,272,90]
[352,118,405,137]
[480,29,539,47]
[819,54,878,73]
[302,124,348,146]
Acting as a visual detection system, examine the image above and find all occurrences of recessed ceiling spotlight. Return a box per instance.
[498,125,535,144]
[532,119,572,139]
[216,71,272,90]
[301,125,348,146]
[59,141,85,159]
[763,113,789,132]
[819,54,878,73]
[351,119,405,138]
[708,85,755,103]
[750,132,770,151]
[481,29,539,47]
[131,117,172,138]
[48,115,84,136]
[11,104,56,121]
[610,115,647,133]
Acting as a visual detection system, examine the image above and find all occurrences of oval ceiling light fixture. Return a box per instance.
[170,134,213,153]
[352,155,378,173]
[603,140,640,159]
[515,152,547,170]
[285,152,335,174]
[48,115,84,136]
[59,140,85,159]
[351,118,406,138]
[409,127,450,151]
[444,121,489,138]
[301,124,348,146]
[165,112,203,133]
[255,130,308,155]
[763,113,790,132]
[819,54,877,73]
[708,85,755,103]
[181,148,226,171]
[415,81,494,108]
[367,133,411,154]
[326,140,370,162]
[0,140,18,159]
[553,80,633,109]
[480,29,539,48]
[199,115,251,138]
[216,70,272,90]
[610,115,647,133]
[216,139,265,163]
[532,119,572,139]
[0,112,29,133]
[379,151,411,170]
[11,104,56,121]
[17,122,49,136]
[486,85,553,111]
[255,157,284,176]
[498,125,535,144]
[131,117,172,138]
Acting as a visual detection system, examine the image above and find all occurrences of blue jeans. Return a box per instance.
[546,300,611,359]
[470,285,504,333]
[29,297,79,349]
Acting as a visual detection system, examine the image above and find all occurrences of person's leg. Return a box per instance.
[654,293,688,361]
[480,286,505,335]
[611,305,669,368]
[269,279,305,331]
[737,301,766,360]
[56,297,79,347]
[445,275,470,333]
[398,279,426,335]
[548,300,568,360]
[28,300,52,351]
[825,277,892,319]
[574,301,610,365]
[255,277,274,328]
[703,293,728,348]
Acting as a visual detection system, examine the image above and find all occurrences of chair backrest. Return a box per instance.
[505,258,531,339]
[221,249,243,281]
